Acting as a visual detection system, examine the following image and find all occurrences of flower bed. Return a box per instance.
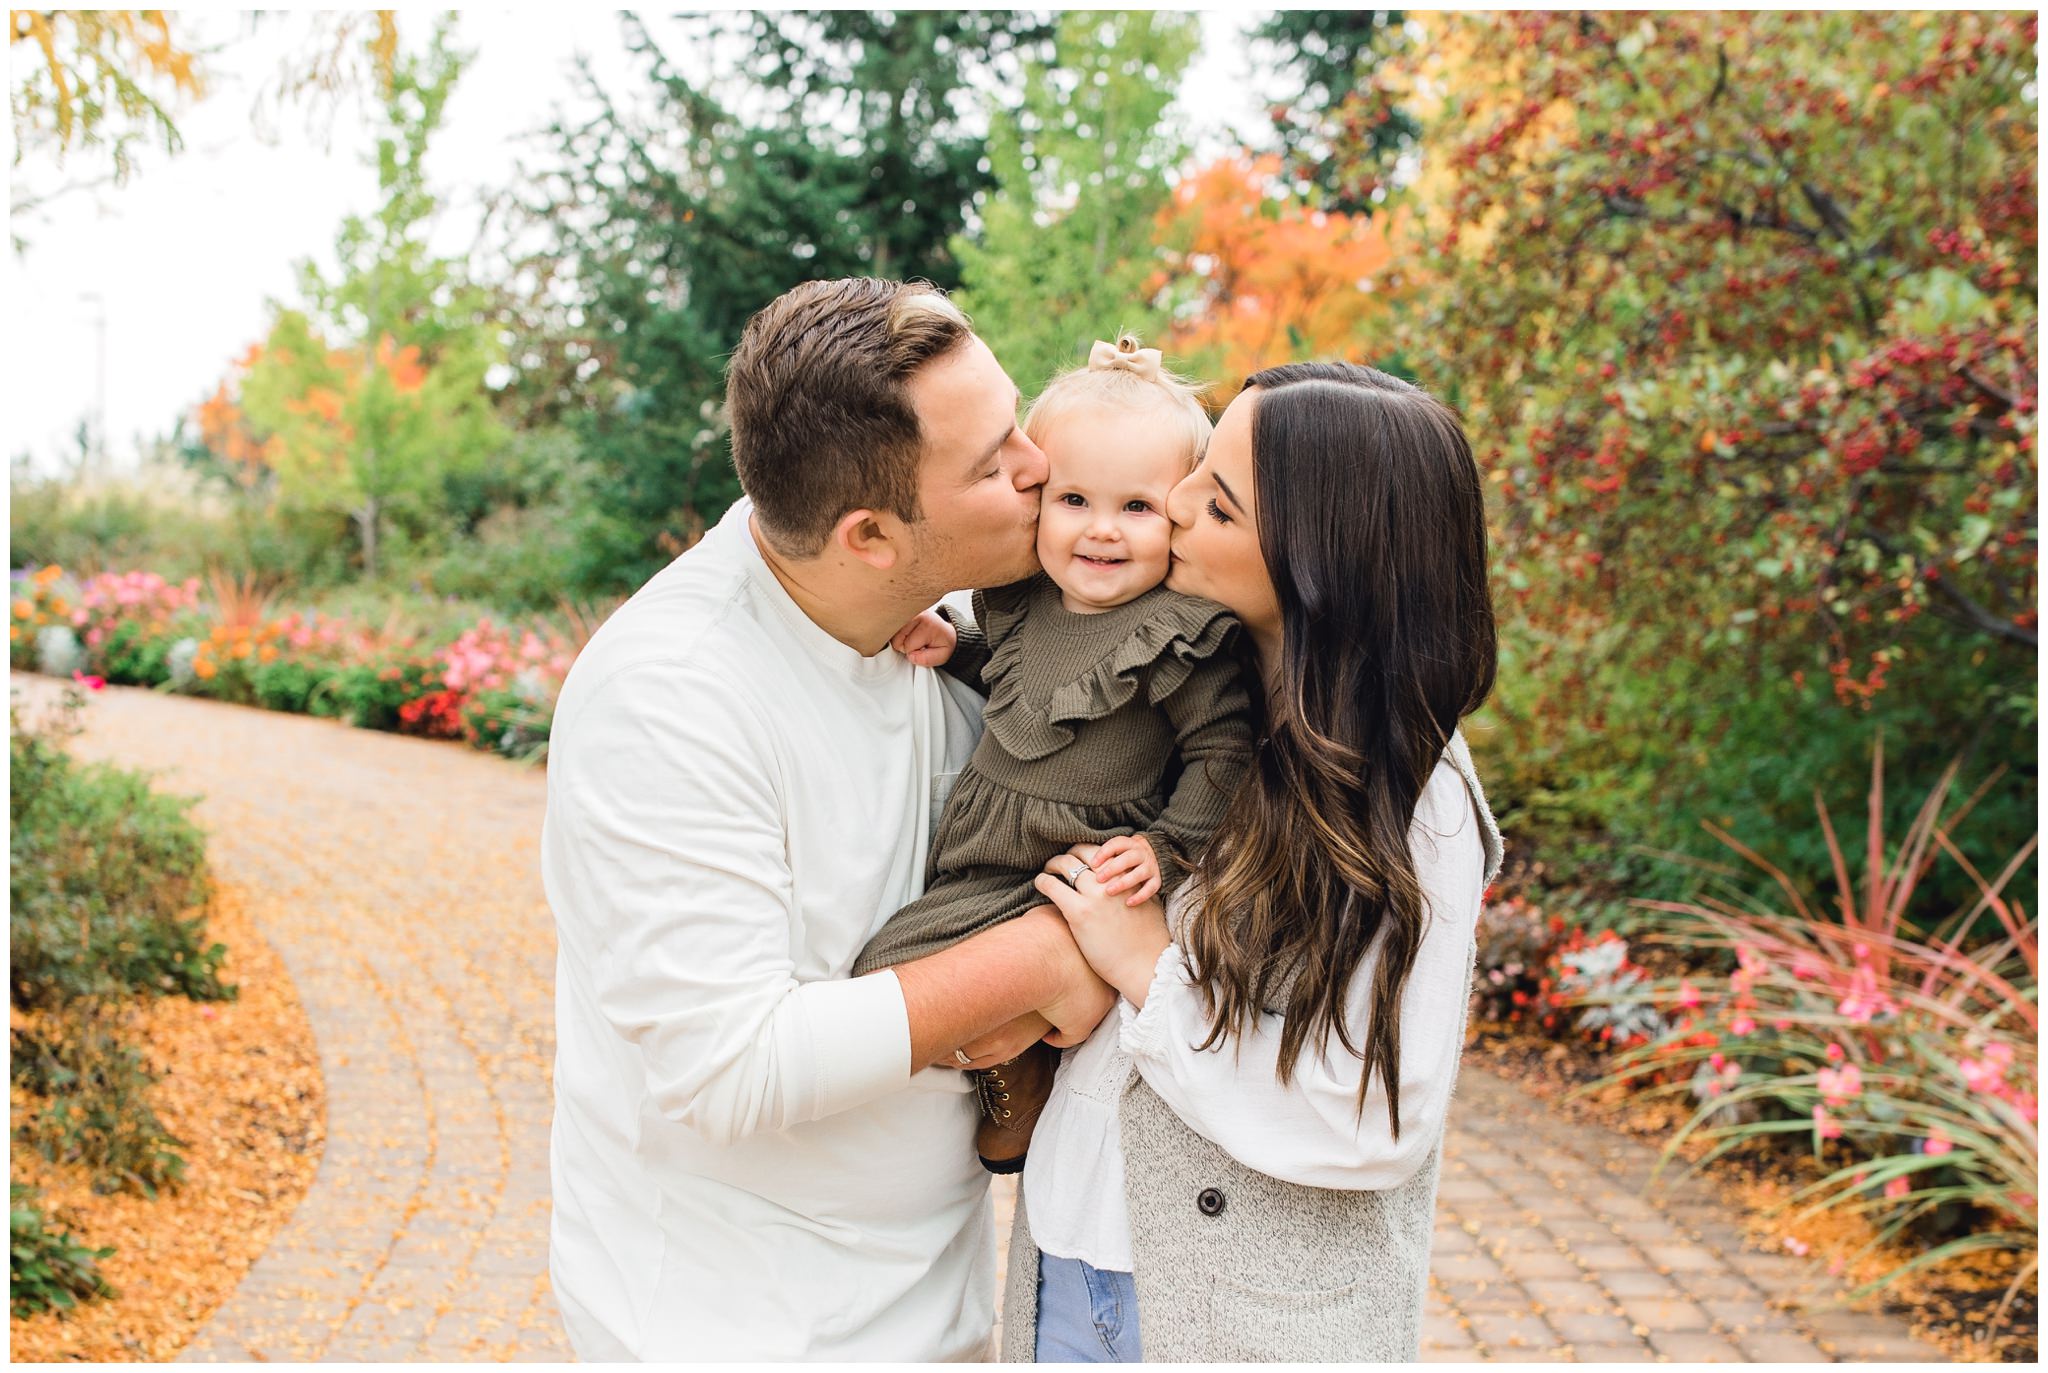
[1470,750,2039,1362]
[10,566,592,762]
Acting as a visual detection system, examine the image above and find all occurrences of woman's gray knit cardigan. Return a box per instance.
[999,734,1504,1362]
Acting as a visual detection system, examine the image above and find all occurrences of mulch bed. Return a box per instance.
[9,883,326,1362]
[1469,1021,2037,1364]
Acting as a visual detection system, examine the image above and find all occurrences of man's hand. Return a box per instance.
[890,609,957,667]
[1033,845,1173,1008]
[896,904,1114,1074]
[1091,832,1163,907]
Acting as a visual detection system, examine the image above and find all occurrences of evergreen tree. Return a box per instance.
[517,12,1052,585]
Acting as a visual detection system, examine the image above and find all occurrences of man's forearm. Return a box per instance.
[893,907,1084,1073]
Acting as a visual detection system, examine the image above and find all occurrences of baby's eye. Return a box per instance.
[1059,493,1087,508]
[1123,500,1152,514]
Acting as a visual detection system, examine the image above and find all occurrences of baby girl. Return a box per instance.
[852,335,1255,1172]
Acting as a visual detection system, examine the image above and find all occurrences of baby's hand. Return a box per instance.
[891,609,956,667]
[1092,833,1162,908]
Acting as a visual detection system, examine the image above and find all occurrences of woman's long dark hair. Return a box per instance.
[1185,361,1496,1137]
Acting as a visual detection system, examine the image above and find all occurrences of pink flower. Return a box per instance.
[1960,1055,2009,1094]
[1791,951,1826,981]
[1813,1106,1843,1140]
[1677,980,1702,1010]
[1825,1042,1846,1064]
[1816,1062,1863,1106]
[1924,1128,1953,1157]
[70,671,105,692]
[1783,1236,1810,1256]
[1884,1176,1911,1200]
[1836,963,1896,1024]
[1729,1015,1756,1037]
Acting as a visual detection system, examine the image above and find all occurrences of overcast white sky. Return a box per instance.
[5,9,1275,478]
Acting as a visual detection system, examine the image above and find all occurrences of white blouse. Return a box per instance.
[1024,741,1492,1271]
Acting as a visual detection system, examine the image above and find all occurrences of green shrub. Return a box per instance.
[12,1015,187,1197]
[9,1183,114,1317]
[250,657,328,714]
[92,620,177,687]
[318,656,444,732]
[9,693,231,1009]
[461,687,551,760]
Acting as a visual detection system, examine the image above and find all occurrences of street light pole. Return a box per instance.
[79,291,107,476]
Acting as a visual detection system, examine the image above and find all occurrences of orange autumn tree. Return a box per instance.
[198,20,500,581]
[192,344,281,494]
[1153,153,1408,398]
[230,308,496,579]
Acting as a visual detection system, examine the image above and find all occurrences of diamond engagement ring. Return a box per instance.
[954,1048,973,1066]
[1066,863,1086,885]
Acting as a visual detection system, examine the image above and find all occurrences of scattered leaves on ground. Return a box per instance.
[9,884,325,1362]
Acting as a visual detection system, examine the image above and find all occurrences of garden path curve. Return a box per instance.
[15,674,1944,1363]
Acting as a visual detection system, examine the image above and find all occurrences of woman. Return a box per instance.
[1000,362,1503,1361]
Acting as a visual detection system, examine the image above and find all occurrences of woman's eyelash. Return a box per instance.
[1205,497,1230,524]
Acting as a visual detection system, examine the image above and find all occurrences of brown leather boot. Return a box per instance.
[973,1040,1058,1174]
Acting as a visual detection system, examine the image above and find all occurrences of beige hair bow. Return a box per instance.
[1088,338,1164,381]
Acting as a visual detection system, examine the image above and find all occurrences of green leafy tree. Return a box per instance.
[514,13,1053,588]
[953,10,1201,396]
[1361,11,2037,903]
[234,18,503,581]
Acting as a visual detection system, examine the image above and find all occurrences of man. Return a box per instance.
[543,278,1114,1360]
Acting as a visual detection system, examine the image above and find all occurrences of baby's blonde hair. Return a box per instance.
[1022,334,1213,472]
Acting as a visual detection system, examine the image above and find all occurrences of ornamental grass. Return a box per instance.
[1587,741,2037,1319]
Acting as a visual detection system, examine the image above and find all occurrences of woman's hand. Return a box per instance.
[936,1011,1055,1071]
[1033,844,1172,1008]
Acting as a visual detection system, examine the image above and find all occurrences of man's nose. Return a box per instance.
[1012,434,1049,492]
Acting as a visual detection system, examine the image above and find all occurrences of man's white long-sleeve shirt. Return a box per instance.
[543,499,992,1360]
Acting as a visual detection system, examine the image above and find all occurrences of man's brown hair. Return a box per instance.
[726,278,974,557]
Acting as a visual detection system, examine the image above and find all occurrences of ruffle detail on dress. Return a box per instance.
[980,586,1238,762]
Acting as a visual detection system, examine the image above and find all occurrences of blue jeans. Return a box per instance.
[1034,1252,1143,1362]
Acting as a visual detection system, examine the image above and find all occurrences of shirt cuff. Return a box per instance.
[796,969,913,1120]
[1117,942,1189,1061]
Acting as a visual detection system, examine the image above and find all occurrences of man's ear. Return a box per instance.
[833,508,905,572]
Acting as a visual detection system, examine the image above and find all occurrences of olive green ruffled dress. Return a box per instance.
[852,573,1254,975]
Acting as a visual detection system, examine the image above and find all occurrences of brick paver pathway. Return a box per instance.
[16,675,566,1361]
[21,676,1944,1363]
